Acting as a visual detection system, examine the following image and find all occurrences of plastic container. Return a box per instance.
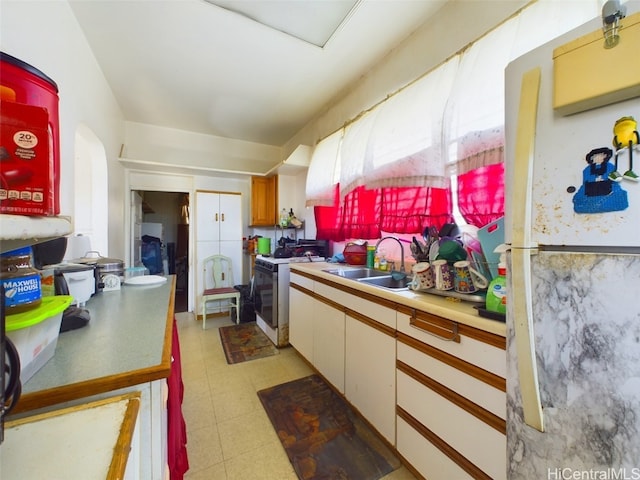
[1,246,42,313]
[279,209,289,228]
[1,51,60,215]
[5,295,72,383]
[257,237,271,254]
[343,242,367,265]
[486,264,507,314]
[366,245,375,268]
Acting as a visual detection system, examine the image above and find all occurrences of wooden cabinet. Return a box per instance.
[195,190,243,313]
[250,175,277,226]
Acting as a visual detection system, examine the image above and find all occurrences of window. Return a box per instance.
[306,1,600,240]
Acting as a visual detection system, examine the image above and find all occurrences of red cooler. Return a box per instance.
[1,52,60,216]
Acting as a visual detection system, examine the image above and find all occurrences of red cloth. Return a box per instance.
[168,318,189,479]
[457,162,505,228]
[314,184,453,240]
[203,287,237,295]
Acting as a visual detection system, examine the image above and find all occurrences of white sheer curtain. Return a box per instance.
[362,57,459,191]
[339,108,379,198]
[305,0,601,202]
[510,0,599,60]
[442,0,600,176]
[441,19,518,177]
[305,129,343,206]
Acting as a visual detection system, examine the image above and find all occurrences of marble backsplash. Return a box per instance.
[507,251,640,479]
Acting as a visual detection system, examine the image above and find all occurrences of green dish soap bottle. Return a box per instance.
[486,247,507,314]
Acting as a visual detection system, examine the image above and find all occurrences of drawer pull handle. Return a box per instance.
[410,316,460,343]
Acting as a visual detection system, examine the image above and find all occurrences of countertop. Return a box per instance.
[10,275,175,415]
[2,393,141,480]
[289,262,506,337]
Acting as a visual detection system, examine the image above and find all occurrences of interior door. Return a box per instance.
[130,191,143,267]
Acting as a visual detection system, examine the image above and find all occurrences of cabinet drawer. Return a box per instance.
[397,341,505,420]
[290,272,314,291]
[397,310,505,378]
[397,415,473,480]
[314,282,396,329]
[397,371,506,480]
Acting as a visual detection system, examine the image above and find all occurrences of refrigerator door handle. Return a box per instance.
[511,247,544,432]
[511,67,540,250]
[511,67,544,432]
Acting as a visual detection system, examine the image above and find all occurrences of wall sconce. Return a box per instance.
[602,0,626,48]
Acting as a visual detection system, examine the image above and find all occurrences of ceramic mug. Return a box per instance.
[410,262,434,290]
[432,259,454,291]
[453,260,489,293]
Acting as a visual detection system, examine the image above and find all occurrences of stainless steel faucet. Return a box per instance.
[375,236,405,274]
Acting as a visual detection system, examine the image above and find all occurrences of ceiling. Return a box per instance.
[68,0,449,148]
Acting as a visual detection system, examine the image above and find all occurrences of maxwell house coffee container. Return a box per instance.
[1,246,42,314]
[0,52,60,216]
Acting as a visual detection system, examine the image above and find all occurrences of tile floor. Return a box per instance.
[176,311,418,480]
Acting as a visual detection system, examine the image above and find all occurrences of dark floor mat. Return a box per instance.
[218,322,278,364]
[258,374,401,480]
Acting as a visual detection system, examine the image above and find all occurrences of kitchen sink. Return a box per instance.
[357,275,411,290]
[322,267,389,279]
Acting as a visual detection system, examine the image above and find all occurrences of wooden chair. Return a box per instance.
[201,254,240,329]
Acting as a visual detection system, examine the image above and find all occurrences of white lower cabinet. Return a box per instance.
[395,308,506,480]
[313,297,345,393]
[397,415,473,480]
[289,268,508,480]
[345,313,396,444]
[289,285,314,362]
[289,274,345,392]
[397,370,505,480]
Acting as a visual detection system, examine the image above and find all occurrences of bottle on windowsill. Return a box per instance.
[279,208,288,228]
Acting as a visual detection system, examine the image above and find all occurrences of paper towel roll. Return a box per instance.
[64,235,92,260]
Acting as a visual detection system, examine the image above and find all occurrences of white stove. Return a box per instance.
[253,254,325,347]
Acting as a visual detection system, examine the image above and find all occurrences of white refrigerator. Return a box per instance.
[505,6,640,478]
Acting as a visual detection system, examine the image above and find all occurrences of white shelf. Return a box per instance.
[0,214,73,253]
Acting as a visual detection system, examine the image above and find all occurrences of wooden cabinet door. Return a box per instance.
[250,176,276,226]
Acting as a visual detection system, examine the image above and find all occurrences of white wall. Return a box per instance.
[123,121,282,175]
[1,0,126,257]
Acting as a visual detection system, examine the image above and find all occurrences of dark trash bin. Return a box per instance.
[233,284,256,323]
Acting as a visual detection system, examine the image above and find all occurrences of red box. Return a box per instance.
[0,100,55,215]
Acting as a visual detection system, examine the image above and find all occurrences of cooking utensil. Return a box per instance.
[428,241,439,262]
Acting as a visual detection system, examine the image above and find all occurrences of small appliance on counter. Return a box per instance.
[70,251,125,291]
[31,237,91,332]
